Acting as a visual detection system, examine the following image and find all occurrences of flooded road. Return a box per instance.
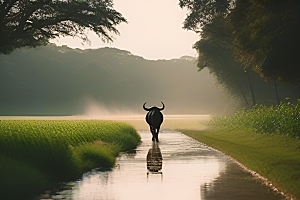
[50,130,285,200]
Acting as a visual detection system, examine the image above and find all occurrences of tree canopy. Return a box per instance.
[0,0,127,54]
[179,0,232,32]
[229,0,300,85]
[180,0,300,99]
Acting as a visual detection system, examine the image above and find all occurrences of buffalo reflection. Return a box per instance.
[146,142,163,175]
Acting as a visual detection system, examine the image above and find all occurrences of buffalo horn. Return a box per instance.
[143,102,150,111]
[159,102,165,111]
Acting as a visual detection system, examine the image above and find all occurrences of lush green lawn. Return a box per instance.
[0,120,141,200]
[180,126,300,199]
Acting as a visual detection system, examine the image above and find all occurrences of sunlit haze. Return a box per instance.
[50,0,199,60]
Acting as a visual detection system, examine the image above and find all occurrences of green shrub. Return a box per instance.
[209,101,300,137]
[0,154,51,200]
[72,141,118,172]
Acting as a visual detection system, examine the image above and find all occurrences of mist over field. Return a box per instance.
[0,44,228,116]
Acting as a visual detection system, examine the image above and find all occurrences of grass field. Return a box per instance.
[180,102,300,200]
[0,120,141,200]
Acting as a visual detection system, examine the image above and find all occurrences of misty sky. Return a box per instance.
[50,0,199,60]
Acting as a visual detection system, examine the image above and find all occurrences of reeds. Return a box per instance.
[209,101,300,137]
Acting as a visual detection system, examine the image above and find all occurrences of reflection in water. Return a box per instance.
[146,142,163,175]
[40,131,286,200]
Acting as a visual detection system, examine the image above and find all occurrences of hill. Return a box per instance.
[0,44,226,116]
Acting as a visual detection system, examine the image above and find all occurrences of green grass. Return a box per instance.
[209,101,300,137]
[181,128,300,199]
[0,120,141,200]
[180,101,300,199]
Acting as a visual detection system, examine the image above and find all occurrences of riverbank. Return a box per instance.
[0,120,141,200]
[46,130,285,200]
[180,128,300,200]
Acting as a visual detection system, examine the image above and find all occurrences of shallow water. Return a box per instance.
[47,130,284,200]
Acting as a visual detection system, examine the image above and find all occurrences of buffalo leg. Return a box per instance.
[150,126,155,141]
[155,126,160,142]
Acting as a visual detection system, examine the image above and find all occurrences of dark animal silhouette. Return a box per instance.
[147,142,162,175]
[143,102,164,142]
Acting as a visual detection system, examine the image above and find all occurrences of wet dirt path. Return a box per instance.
[50,130,285,200]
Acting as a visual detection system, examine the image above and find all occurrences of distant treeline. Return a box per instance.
[0,44,227,115]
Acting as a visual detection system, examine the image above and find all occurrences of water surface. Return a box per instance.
[49,130,284,200]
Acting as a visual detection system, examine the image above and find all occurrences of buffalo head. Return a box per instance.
[143,102,165,142]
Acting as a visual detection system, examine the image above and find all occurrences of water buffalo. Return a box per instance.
[143,102,165,142]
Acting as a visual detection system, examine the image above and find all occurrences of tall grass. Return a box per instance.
[0,120,141,199]
[209,101,300,137]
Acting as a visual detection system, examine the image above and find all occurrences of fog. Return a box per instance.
[83,97,141,119]
[0,44,231,116]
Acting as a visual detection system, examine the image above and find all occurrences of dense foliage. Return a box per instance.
[209,100,300,137]
[179,0,232,32]
[229,0,300,85]
[0,0,126,54]
[0,120,141,199]
[180,0,300,102]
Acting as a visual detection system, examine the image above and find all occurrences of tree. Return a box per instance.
[179,0,232,32]
[0,0,127,54]
[194,32,253,107]
[180,0,300,100]
[228,0,300,86]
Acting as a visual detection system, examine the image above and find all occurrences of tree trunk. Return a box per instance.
[297,84,300,100]
[246,71,256,106]
[273,79,280,105]
[241,90,249,106]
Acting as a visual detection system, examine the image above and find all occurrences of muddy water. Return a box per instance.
[49,130,285,200]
